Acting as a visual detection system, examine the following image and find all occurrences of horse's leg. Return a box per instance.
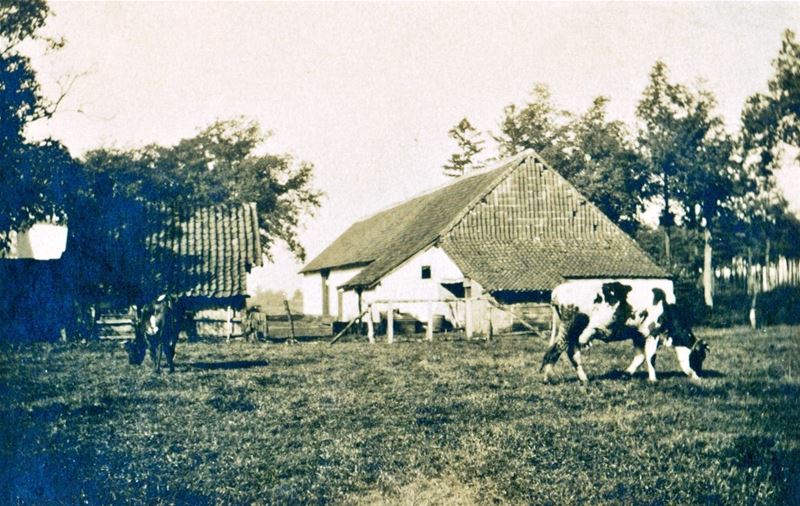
[644,336,659,382]
[165,337,176,373]
[147,336,159,372]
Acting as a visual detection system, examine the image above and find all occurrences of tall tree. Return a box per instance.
[493,83,571,166]
[636,61,734,271]
[561,97,647,234]
[742,29,800,173]
[0,0,78,251]
[443,117,485,178]
[80,118,323,264]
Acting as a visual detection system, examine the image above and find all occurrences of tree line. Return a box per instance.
[444,30,800,314]
[0,2,322,337]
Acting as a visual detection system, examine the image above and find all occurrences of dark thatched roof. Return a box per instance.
[301,151,667,293]
[147,203,262,298]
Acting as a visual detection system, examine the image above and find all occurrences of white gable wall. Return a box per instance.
[301,272,324,316]
[301,266,364,318]
[359,246,464,323]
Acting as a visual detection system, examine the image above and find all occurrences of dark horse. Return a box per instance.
[125,295,179,373]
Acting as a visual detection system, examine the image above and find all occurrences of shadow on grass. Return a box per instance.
[190,360,270,371]
[595,369,725,382]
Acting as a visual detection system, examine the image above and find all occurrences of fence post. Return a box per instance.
[366,304,375,344]
[284,300,297,345]
[426,300,433,342]
[387,302,394,344]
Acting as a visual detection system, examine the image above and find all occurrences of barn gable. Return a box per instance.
[301,150,666,295]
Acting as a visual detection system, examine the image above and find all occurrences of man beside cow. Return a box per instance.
[542,279,709,384]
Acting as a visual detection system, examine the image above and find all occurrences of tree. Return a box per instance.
[636,61,735,273]
[82,118,322,263]
[443,117,485,178]
[493,83,570,167]
[561,97,647,234]
[0,0,78,251]
[742,29,800,173]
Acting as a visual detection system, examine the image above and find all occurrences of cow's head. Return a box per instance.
[659,300,709,374]
[689,335,710,374]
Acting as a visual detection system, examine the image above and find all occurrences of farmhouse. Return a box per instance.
[300,150,669,335]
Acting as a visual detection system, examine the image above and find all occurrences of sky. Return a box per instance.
[26,1,800,293]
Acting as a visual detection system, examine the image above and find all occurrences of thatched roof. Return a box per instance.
[147,203,262,298]
[302,150,667,293]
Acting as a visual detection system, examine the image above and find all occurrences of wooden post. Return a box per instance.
[226,306,233,341]
[465,298,473,339]
[284,300,297,345]
[426,300,433,341]
[703,227,714,308]
[464,279,473,339]
[366,304,375,344]
[387,302,394,344]
[487,305,493,341]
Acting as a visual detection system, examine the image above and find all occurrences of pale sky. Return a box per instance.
[27,1,800,293]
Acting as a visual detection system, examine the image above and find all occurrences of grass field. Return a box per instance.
[2,326,799,505]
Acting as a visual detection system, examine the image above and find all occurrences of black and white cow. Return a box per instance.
[125,295,180,373]
[541,280,709,383]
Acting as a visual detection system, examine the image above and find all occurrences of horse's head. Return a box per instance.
[140,294,171,337]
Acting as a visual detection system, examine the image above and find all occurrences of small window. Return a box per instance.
[421,265,431,279]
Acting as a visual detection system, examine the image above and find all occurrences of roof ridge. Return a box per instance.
[349,150,533,226]
[336,151,534,290]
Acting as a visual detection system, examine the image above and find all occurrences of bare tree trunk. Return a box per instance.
[763,238,771,292]
[703,227,713,308]
[663,226,672,268]
[748,248,757,329]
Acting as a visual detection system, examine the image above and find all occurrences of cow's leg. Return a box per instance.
[566,343,589,384]
[644,336,659,382]
[624,334,646,377]
[625,349,645,376]
[673,346,700,382]
[541,339,566,383]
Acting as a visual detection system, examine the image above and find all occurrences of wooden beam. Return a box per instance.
[330,308,369,345]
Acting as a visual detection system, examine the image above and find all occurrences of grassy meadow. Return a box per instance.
[1,326,799,505]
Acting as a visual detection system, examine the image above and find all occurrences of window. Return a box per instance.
[421,265,431,279]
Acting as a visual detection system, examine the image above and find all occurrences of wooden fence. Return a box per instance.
[714,255,800,294]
